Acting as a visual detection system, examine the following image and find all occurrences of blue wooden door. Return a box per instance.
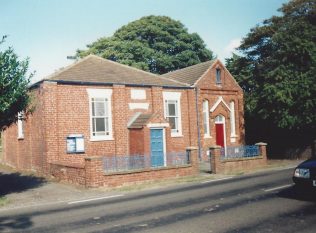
[150,129,164,167]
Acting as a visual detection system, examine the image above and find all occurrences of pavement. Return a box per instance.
[0,159,302,211]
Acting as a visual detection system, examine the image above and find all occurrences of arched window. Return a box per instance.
[202,100,210,137]
[215,115,225,123]
[229,101,236,137]
[216,68,221,84]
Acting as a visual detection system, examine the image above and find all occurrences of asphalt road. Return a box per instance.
[1,167,315,233]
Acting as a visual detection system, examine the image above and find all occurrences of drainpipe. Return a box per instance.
[195,87,202,160]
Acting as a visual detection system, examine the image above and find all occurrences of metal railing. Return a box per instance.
[103,151,189,173]
[221,145,260,159]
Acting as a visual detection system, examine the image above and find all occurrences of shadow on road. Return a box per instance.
[277,186,316,202]
[0,172,46,196]
[0,216,32,232]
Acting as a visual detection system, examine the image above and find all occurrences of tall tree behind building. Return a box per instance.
[77,15,214,74]
[226,0,316,158]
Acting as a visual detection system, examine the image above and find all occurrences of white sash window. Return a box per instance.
[163,92,182,137]
[87,89,113,141]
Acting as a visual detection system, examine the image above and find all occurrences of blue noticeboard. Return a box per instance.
[67,134,85,153]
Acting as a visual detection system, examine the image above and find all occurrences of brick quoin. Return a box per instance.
[1,57,249,187]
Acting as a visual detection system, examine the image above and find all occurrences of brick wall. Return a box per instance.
[83,147,199,188]
[48,147,199,188]
[209,144,267,174]
[2,86,47,173]
[50,163,86,186]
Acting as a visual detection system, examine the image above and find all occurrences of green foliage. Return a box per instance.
[77,15,214,74]
[0,36,32,131]
[226,0,316,132]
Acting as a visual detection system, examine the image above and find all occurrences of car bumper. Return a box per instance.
[293,177,316,188]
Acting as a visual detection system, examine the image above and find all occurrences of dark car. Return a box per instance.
[293,158,316,188]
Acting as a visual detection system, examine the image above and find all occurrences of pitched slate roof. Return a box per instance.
[128,113,153,129]
[162,60,216,86]
[44,55,189,88]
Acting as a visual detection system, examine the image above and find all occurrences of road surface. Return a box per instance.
[0,167,315,233]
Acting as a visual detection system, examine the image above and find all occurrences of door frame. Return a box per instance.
[149,127,167,167]
[215,115,227,156]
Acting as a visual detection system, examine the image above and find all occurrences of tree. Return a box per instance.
[77,15,214,74]
[0,36,32,131]
[226,0,316,129]
[226,0,316,157]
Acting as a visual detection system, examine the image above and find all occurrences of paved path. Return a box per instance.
[1,166,315,233]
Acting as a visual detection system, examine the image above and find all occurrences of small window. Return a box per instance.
[17,112,24,139]
[216,68,221,84]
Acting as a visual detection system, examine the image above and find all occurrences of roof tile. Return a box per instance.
[162,60,215,86]
[46,55,188,88]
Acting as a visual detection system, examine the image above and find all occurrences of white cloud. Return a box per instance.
[213,38,242,62]
[224,38,241,57]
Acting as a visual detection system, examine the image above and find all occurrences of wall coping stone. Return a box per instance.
[103,164,192,176]
[186,146,198,151]
[50,161,85,169]
[84,156,103,161]
[221,156,264,163]
[255,142,268,146]
[209,145,222,149]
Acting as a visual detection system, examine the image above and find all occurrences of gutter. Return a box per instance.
[29,79,193,90]
[195,87,202,160]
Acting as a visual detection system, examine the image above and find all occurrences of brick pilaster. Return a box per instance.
[209,145,222,174]
[43,81,59,169]
[84,156,103,188]
[255,142,268,164]
[112,85,129,155]
[186,146,199,174]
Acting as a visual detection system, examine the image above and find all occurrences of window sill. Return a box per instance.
[230,135,238,138]
[17,136,24,140]
[204,135,212,139]
[90,136,114,142]
[171,134,183,138]
[67,151,85,154]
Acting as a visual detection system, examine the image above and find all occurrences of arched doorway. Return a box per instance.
[215,115,226,149]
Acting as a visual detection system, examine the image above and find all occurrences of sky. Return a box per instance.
[1,0,289,82]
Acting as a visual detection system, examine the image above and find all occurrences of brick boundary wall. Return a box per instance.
[49,147,199,188]
[50,163,86,186]
[209,143,267,174]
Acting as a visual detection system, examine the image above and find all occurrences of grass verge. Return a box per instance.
[0,196,9,207]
